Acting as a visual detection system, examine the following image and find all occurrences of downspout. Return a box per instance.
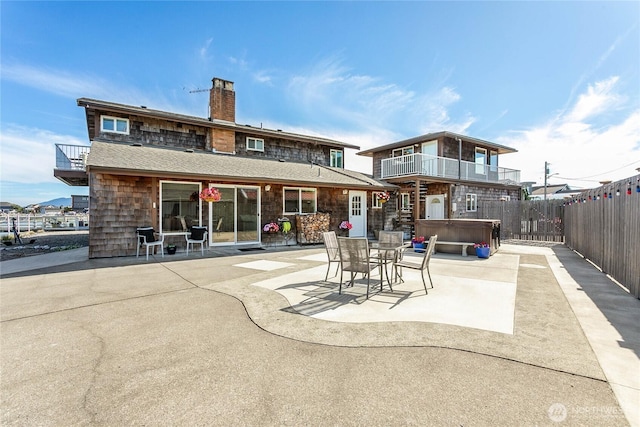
[456,137,462,180]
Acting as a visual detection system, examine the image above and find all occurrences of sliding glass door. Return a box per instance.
[208,185,260,245]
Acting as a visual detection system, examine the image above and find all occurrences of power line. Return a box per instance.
[555,160,640,181]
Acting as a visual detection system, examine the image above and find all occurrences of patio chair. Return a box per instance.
[337,237,386,299]
[375,231,407,283]
[185,226,208,255]
[136,227,164,261]
[322,231,340,281]
[393,234,438,295]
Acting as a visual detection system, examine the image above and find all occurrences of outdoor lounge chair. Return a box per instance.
[136,227,164,261]
[393,234,438,295]
[322,231,340,281]
[185,226,208,255]
[337,237,386,299]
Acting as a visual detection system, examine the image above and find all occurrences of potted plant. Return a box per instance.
[199,187,222,203]
[263,222,280,233]
[339,220,353,236]
[474,242,490,258]
[375,191,390,204]
[167,244,177,255]
[412,236,426,253]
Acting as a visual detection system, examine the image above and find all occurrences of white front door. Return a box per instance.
[425,194,445,220]
[348,191,367,237]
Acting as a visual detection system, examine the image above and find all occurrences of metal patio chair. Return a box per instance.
[393,234,438,295]
[322,231,340,281]
[337,237,386,299]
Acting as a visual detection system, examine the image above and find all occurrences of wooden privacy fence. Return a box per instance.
[564,176,640,298]
[478,200,565,242]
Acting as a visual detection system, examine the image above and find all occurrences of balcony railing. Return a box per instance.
[380,153,521,185]
[55,144,90,171]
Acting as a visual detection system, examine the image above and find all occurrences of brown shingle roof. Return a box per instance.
[357,131,517,156]
[77,98,359,150]
[86,141,393,189]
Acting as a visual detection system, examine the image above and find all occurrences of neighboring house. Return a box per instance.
[0,202,15,213]
[54,77,394,258]
[71,195,89,212]
[357,132,521,233]
[529,184,582,200]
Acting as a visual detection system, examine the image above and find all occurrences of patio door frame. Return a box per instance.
[207,184,261,246]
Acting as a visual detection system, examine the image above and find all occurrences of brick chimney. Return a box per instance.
[209,77,235,122]
[208,77,236,153]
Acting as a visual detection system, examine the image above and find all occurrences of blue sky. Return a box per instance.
[1,1,639,206]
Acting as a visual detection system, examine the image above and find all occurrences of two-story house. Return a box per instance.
[357,132,521,235]
[54,77,394,258]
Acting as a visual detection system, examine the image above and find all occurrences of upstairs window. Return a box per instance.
[392,146,414,157]
[475,147,487,175]
[330,149,343,168]
[101,116,129,134]
[490,150,498,172]
[247,137,264,152]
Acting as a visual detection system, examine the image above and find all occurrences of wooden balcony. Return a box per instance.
[54,144,89,186]
[380,153,521,185]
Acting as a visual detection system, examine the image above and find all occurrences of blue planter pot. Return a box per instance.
[476,246,490,259]
[413,242,426,253]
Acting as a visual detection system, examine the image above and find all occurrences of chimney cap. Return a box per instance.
[212,77,234,91]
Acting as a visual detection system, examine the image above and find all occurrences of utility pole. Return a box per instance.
[544,161,549,240]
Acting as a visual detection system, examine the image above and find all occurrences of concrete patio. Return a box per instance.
[1,242,638,425]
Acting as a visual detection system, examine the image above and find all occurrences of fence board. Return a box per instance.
[562,175,639,298]
[479,200,564,242]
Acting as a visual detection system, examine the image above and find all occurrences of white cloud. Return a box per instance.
[1,63,109,99]
[566,76,623,123]
[0,125,87,184]
[0,63,170,111]
[199,38,213,59]
[286,56,472,142]
[253,70,273,85]
[498,77,640,189]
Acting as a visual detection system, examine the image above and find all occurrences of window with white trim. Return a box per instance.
[466,193,478,212]
[247,137,264,152]
[160,181,201,234]
[283,187,316,214]
[400,193,411,211]
[475,147,487,175]
[392,146,414,157]
[490,150,498,172]
[101,115,129,134]
[330,149,343,168]
[372,192,387,209]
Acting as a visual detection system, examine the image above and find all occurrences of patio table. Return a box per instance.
[370,241,412,285]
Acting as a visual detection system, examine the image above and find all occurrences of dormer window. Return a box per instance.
[247,137,264,152]
[101,115,129,134]
[330,149,343,168]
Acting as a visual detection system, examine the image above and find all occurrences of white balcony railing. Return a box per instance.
[380,153,521,185]
[55,144,90,171]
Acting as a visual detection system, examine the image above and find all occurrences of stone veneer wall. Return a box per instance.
[89,173,155,258]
